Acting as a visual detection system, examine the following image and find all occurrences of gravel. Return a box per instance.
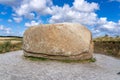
[0,50,120,80]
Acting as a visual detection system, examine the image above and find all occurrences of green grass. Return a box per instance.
[93,36,120,42]
[26,56,49,61]
[0,41,11,53]
[0,41,22,53]
[25,56,96,63]
[94,36,120,58]
[60,58,96,63]
[0,37,22,53]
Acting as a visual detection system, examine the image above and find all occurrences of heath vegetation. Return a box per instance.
[93,35,120,57]
[0,36,22,53]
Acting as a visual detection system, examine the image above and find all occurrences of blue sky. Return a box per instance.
[0,0,120,37]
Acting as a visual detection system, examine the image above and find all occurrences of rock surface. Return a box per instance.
[0,51,120,80]
[23,23,93,60]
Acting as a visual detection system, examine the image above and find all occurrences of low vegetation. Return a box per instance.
[25,56,96,63]
[0,36,22,53]
[93,35,120,58]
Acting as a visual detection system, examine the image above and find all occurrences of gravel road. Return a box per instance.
[0,50,120,80]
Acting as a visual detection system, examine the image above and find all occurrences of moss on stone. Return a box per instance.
[25,56,96,63]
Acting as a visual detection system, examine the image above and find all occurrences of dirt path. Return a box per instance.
[0,50,120,80]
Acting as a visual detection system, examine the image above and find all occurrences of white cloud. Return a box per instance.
[118,20,120,25]
[0,0,22,6]
[25,20,41,27]
[92,17,120,37]
[97,18,118,31]
[49,1,98,26]
[0,25,23,36]
[73,0,99,12]
[100,22,116,31]
[0,0,16,3]
[13,0,99,26]
[13,17,22,23]
[24,13,35,19]
[1,12,7,15]
[15,3,30,16]
[15,0,52,18]
[48,0,120,37]
[12,13,17,16]
[8,19,12,22]
[0,25,11,34]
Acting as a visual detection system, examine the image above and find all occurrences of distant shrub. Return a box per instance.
[94,41,120,58]
[0,41,22,53]
[0,41,11,53]
[0,46,3,53]
[3,41,11,52]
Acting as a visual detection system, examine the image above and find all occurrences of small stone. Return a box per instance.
[117,72,120,75]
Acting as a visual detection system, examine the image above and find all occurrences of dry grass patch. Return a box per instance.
[0,37,22,53]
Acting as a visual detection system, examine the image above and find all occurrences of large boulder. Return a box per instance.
[23,23,93,60]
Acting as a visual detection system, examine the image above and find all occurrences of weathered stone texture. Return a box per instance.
[23,23,93,60]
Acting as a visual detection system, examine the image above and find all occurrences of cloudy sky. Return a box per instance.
[0,0,120,37]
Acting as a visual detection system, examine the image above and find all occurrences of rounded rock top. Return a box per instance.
[23,23,93,60]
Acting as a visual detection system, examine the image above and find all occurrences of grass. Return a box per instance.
[0,37,22,53]
[93,35,120,42]
[94,36,120,58]
[0,41,22,53]
[60,58,96,63]
[25,56,96,63]
[0,41,11,53]
[26,56,49,61]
